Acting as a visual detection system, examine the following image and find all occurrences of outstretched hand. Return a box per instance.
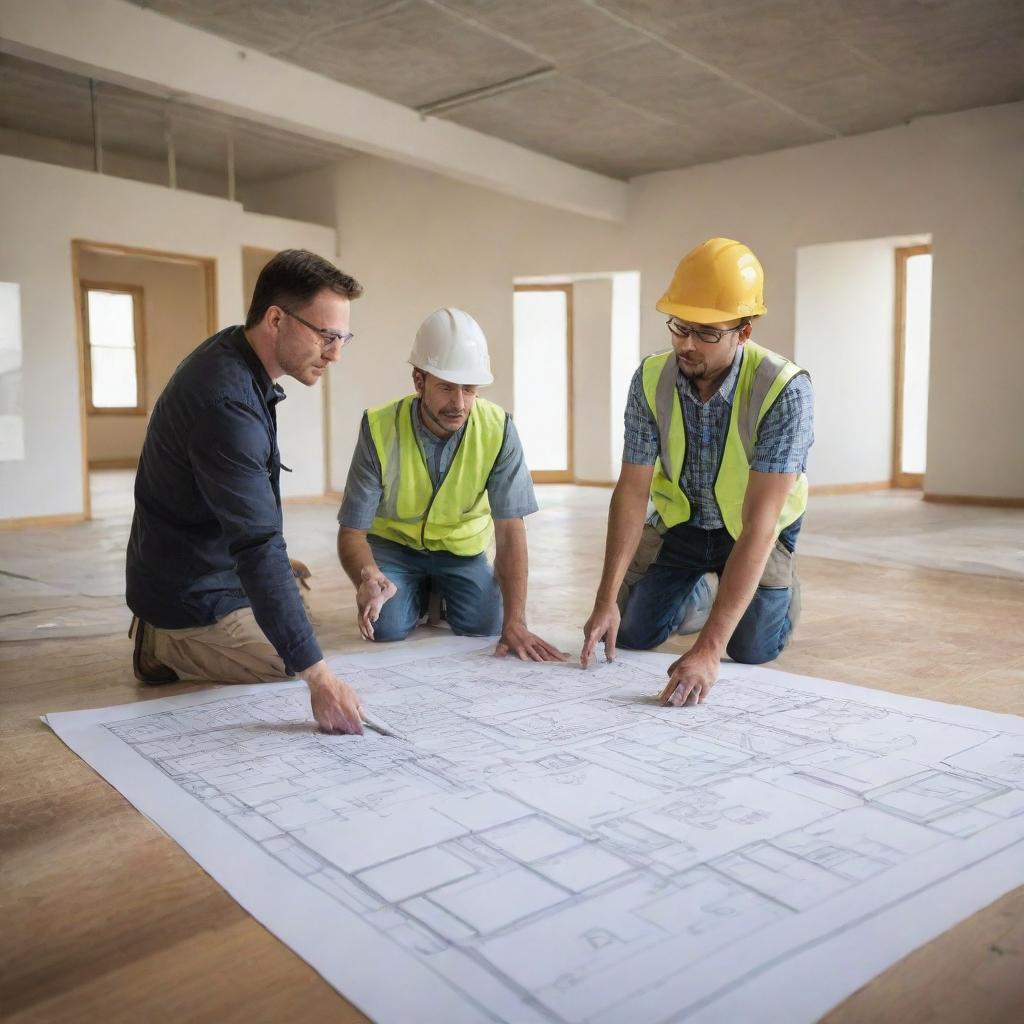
[580,600,620,668]
[659,647,720,707]
[495,621,569,662]
[302,661,364,735]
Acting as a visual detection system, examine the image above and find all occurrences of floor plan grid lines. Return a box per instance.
[46,638,1024,1023]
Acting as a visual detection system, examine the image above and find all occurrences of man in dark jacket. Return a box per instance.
[127,249,364,734]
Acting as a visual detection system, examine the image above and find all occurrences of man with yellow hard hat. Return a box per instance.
[581,238,813,706]
[337,307,566,662]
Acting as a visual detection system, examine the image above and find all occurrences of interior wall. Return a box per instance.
[315,156,629,492]
[794,239,900,488]
[572,280,615,482]
[80,252,207,464]
[0,126,228,198]
[628,101,1024,499]
[0,154,336,520]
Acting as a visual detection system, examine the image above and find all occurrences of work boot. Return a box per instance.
[129,616,179,685]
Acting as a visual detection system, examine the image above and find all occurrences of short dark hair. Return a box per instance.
[245,249,362,328]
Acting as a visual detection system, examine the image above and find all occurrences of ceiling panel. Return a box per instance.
[24,1,1024,180]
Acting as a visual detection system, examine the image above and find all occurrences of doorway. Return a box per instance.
[892,245,932,488]
[513,284,573,483]
[72,240,216,519]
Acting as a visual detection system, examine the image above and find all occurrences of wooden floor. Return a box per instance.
[2,481,1022,1023]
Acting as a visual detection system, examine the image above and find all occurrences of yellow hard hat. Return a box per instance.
[656,237,767,324]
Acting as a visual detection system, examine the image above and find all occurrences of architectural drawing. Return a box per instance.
[45,638,1024,1024]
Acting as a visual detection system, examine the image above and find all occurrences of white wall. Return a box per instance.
[795,238,900,487]
[610,273,641,474]
[572,280,615,482]
[629,101,1024,499]
[321,156,628,492]
[0,155,336,520]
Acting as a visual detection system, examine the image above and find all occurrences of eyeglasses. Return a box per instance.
[281,307,354,349]
[666,318,747,345]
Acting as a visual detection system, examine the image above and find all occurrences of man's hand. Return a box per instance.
[659,646,720,707]
[356,566,397,640]
[302,660,364,734]
[495,620,569,662]
[581,599,620,668]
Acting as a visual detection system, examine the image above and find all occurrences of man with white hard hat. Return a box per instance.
[337,307,565,661]
[581,238,814,707]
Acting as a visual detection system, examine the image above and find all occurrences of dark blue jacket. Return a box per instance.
[126,326,321,674]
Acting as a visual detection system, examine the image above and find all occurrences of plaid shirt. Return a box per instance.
[623,346,814,530]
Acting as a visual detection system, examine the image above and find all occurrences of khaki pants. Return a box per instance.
[152,607,294,685]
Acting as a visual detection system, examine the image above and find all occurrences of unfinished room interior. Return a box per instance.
[1,1,1022,1022]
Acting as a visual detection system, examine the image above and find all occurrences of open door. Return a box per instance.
[513,284,573,483]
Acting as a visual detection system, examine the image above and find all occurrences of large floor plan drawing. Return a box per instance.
[45,637,1024,1023]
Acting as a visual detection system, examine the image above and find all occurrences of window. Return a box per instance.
[81,284,145,413]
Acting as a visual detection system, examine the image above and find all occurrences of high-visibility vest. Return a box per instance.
[641,343,808,539]
[366,395,507,555]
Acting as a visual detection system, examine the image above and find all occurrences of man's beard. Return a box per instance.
[677,356,705,379]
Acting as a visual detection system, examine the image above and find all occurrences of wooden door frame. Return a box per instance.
[892,244,931,489]
[71,239,218,520]
[514,283,574,483]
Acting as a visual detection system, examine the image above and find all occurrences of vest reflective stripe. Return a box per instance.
[641,343,808,539]
[367,395,507,556]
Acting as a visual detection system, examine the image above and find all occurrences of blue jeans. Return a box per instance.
[617,518,802,665]
[367,536,503,642]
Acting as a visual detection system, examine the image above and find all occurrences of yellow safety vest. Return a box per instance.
[641,343,808,539]
[366,395,507,556]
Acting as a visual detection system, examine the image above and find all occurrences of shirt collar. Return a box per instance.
[230,325,286,405]
[678,345,744,406]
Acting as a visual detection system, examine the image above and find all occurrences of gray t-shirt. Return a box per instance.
[338,399,539,530]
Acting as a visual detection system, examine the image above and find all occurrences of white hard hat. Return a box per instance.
[407,307,493,386]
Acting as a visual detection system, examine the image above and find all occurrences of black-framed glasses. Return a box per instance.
[281,306,354,349]
[666,317,747,345]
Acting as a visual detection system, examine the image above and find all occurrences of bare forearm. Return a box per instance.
[493,521,528,625]
[337,527,378,588]
[595,482,649,604]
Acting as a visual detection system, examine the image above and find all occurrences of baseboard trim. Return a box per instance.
[809,481,892,496]
[923,493,1024,509]
[0,512,86,530]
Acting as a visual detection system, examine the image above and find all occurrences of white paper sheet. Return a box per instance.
[44,636,1024,1023]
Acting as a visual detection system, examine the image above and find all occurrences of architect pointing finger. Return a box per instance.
[126,250,365,735]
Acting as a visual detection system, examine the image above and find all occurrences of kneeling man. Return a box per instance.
[337,308,564,662]
[581,238,814,707]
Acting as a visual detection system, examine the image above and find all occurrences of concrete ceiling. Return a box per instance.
[121,0,1024,179]
[0,52,357,184]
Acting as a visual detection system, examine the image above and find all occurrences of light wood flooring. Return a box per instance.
[2,479,1022,1023]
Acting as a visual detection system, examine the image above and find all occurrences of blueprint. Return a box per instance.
[45,636,1024,1024]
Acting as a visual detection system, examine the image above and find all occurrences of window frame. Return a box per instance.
[80,281,147,416]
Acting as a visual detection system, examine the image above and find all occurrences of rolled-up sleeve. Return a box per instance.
[751,373,815,473]
[338,414,384,530]
[623,365,660,465]
[188,400,321,674]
